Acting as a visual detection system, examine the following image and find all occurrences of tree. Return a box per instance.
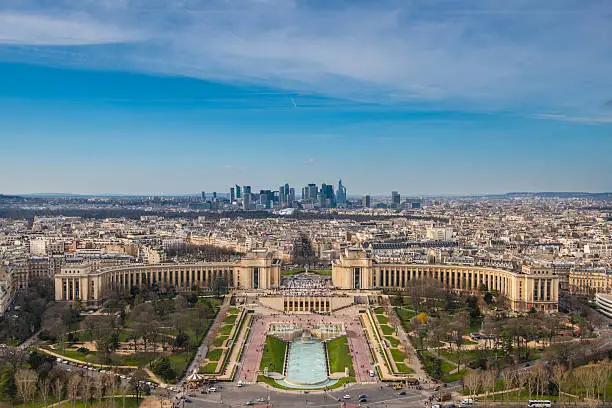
[14,368,37,404]
[151,356,176,382]
[501,369,514,404]
[130,369,148,402]
[464,370,481,398]
[173,331,190,351]
[39,377,51,408]
[0,365,16,401]
[482,369,496,397]
[67,375,81,408]
[51,376,64,405]
[82,316,97,342]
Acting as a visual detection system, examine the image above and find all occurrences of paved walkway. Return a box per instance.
[180,294,231,384]
[361,311,404,381]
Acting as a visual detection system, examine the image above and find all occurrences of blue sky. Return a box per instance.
[0,0,611,195]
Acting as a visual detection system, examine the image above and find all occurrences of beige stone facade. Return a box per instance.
[568,268,611,295]
[54,250,281,304]
[332,248,559,312]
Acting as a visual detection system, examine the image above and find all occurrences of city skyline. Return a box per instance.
[1,1,612,194]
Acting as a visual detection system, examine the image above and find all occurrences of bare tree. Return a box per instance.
[551,364,567,403]
[93,375,105,405]
[501,369,514,405]
[67,375,81,408]
[464,370,481,399]
[481,369,496,398]
[81,376,93,408]
[14,368,38,404]
[51,376,64,405]
[39,377,51,408]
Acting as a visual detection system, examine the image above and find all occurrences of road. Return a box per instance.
[171,382,431,408]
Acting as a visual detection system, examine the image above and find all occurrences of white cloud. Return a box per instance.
[0,13,141,45]
[302,158,316,165]
[0,1,611,113]
[530,113,612,124]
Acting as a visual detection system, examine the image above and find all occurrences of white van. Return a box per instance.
[528,400,551,408]
[459,398,475,407]
[368,369,375,377]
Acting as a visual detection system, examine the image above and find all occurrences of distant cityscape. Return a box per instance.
[197,180,422,211]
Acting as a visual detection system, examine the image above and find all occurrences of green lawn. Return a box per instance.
[228,307,240,315]
[213,335,228,347]
[327,336,354,375]
[206,348,223,362]
[374,307,385,315]
[441,369,468,383]
[223,314,238,324]
[200,362,219,374]
[390,348,406,363]
[385,336,400,347]
[395,362,414,373]
[259,336,287,373]
[218,324,233,335]
[376,314,389,324]
[379,324,395,335]
[441,360,456,374]
[167,354,190,378]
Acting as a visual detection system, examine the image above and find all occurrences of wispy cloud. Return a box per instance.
[0,0,611,113]
[530,113,612,124]
[0,13,141,45]
[302,158,316,165]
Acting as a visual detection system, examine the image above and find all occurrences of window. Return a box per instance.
[354,267,361,289]
[253,267,259,289]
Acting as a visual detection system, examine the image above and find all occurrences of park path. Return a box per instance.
[361,311,403,382]
[35,347,137,369]
[179,294,232,384]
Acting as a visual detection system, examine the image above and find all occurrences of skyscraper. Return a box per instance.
[392,191,401,209]
[363,195,371,208]
[336,179,347,206]
[320,183,335,208]
[302,184,318,202]
[289,188,295,207]
[235,185,242,199]
[230,187,235,202]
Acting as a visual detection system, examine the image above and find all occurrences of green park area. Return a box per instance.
[201,307,246,375]
[259,336,287,373]
[327,336,354,375]
[37,293,220,384]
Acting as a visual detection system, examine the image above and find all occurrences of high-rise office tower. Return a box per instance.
[363,195,371,208]
[392,191,401,209]
[230,187,235,202]
[303,184,318,202]
[235,185,242,199]
[289,188,295,207]
[279,185,285,206]
[336,179,347,206]
[201,191,206,200]
[320,183,336,208]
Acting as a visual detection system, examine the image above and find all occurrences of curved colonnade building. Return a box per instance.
[332,248,559,313]
[54,250,281,303]
[55,248,559,313]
